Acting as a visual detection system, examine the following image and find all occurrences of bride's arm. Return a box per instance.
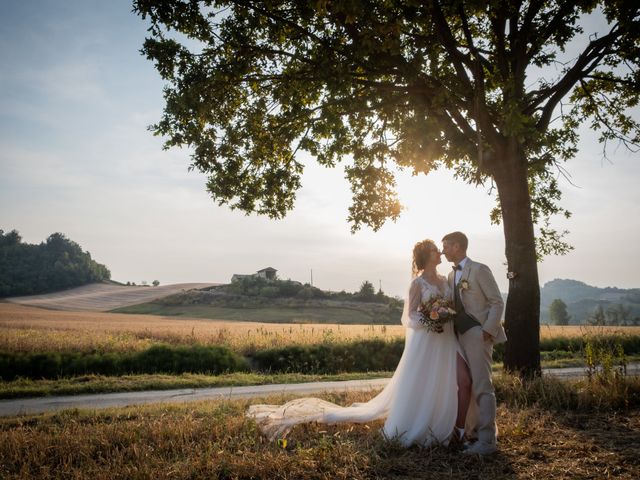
[442,275,454,302]
[402,279,424,329]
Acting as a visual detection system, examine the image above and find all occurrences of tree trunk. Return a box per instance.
[493,140,541,377]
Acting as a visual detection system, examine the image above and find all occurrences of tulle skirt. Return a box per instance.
[247,323,460,447]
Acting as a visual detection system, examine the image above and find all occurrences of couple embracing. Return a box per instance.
[248,231,506,456]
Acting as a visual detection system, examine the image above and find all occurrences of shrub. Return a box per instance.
[0,345,248,380]
[259,286,280,298]
[251,339,405,374]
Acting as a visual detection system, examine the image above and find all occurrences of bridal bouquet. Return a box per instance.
[418,296,456,333]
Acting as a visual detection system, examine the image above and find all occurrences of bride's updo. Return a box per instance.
[412,239,437,277]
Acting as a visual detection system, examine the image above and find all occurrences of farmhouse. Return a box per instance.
[231,267,277,282]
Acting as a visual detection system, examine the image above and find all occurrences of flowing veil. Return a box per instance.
[245,294,415,440]
[246,278,460,445]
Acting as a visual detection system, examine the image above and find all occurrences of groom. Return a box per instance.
[442,231,506,456]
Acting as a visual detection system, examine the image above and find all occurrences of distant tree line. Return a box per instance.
[588,304,640,327]
[222,276,396,305]
[548,297,640,326]
[0,229,111,297]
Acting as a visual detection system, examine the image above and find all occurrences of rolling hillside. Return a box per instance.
[4,282,217,311]
[540,279,640,324]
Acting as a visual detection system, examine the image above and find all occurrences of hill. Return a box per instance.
[5,282,217,311]
[114,277,404,324]
[540,279,640,325]
[116,277,640,326]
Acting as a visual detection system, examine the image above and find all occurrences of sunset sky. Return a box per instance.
[1,1,638,298]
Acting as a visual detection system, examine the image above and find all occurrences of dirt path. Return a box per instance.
[4,282,217,311]
[1,364,637,418]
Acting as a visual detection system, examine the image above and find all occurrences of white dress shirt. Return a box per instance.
[455,257,469,285]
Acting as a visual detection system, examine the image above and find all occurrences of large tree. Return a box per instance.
[134,0,639,376]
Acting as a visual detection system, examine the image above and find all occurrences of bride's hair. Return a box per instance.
[412,239,437,277]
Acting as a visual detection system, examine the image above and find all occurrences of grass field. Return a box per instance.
[1,375,639,479]
[3,303,639,355]
[1,303,638,398]
[0,303,403,354]
[2,303,639,478]
[113,302,385,324]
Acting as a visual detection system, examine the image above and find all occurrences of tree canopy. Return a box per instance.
[135,0,638,240]
[134,0,639,375]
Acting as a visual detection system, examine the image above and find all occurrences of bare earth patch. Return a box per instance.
[4,282,217,311]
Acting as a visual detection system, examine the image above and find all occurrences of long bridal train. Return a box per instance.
[247,277,471,447]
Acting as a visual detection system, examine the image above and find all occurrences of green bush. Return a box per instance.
[251,339,405,374]
[493,334,640,364]
[0,345,249,380]
[259,286,280,298]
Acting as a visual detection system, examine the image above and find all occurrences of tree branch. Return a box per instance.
[584,74,639,87]
[535,28,621,132]
[510,0,544,84]
[489,9,509,82]
[229,1,327,49]
[525,2,578,64]
[430,1,474,90]
[432,2,500,148]
[458,5,493,74]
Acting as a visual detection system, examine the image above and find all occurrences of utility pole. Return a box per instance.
[310,269,313,286]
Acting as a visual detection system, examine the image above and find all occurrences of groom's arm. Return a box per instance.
[476,264,504,338]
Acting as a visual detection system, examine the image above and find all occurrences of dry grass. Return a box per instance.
[538,323,640,338]
[0,303,402,354]
[3,303,639,356]
[1,386,638,479]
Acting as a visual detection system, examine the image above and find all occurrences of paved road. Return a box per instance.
[1,364,637,418]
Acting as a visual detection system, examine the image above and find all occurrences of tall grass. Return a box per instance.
[2,304,640,382]
[0,304,401,355]
[1,376,639,479]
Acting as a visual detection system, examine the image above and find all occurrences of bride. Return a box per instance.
[247,239,472,447]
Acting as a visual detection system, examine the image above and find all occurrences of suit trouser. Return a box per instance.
[458,325,496,445]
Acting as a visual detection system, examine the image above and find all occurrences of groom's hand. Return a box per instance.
[482,330,493,342]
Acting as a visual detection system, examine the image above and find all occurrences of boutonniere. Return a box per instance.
[459,279,469,292]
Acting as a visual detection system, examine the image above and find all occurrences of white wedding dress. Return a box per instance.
[247,276,462,447]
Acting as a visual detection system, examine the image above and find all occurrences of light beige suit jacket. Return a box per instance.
[448,258,507,344]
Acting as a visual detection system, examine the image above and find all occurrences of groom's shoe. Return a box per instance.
[463,441,497,456]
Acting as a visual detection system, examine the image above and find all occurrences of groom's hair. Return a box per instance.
[442,231,468,251]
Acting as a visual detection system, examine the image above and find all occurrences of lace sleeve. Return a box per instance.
[401,278,424,329]
[442,275,453,302]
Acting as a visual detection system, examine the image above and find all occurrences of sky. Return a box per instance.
[1,1,638,298]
